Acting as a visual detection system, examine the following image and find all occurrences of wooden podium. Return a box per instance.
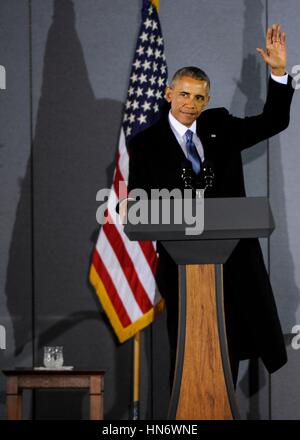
[125,197,274,420]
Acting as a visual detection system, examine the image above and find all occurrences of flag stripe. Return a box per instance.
[118,129,129,176]
[96,230,143,321]
[113,163,124,199]
[111,148,159,280]
[138,241,158,277]
[103,221,154,313]
[92,249,132,328]
[106,186,158,298]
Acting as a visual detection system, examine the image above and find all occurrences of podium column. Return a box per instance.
[168,264,240,420]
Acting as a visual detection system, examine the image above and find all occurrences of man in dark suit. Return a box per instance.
[128,24,294,385]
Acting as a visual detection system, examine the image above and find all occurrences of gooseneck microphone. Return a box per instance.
[181,158,215,196]
[181,159,195,189]
[202,160,215,191]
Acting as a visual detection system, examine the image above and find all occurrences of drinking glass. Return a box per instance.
[43,346,64,368]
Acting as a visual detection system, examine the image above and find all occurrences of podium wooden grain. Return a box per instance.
[169,264,237,420]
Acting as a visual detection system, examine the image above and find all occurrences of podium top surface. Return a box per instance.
[124,197,274,241]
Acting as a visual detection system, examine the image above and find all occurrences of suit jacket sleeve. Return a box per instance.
[224,75,294,151]
[128,135,151,196]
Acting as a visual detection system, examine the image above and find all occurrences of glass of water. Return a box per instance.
[43,346,64,368]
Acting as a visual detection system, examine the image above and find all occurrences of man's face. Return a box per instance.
[165,76,210,127]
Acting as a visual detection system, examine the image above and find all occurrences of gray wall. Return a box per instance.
[0,0,299,420]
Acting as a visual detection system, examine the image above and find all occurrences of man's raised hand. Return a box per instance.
[256,23,286,76]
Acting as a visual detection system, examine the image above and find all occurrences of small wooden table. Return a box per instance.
[2,369,105,420]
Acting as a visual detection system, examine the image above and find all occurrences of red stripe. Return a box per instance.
[113,151,121,189]
[113,165,124,198]
[103,221,153,314]
[113,161,159,276]
[92,249,132,328]
[112,151,158,281]
[139,241,158,277]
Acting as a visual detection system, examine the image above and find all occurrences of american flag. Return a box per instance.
[90,0,168,342]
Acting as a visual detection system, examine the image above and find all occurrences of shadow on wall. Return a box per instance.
[0,144,3,168]
[229,1,266,418]
[229,0,299,419]
[4,0,133,419]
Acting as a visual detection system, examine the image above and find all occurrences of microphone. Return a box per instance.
[181,158,215,196]
[181,159,195,190]
[202,160,215,191]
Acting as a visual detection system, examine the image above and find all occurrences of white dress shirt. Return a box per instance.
[271,72,288,84]
[168,111,204,161]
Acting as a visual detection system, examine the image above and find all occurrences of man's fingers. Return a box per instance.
[271,24,276,43]
[272,23,285,44]
[267,23,285,46]
[274,23,280,42]
[266,27,272,46]
[256,47,269,63]
[282,31,286,46]
[256,48,268,62]
[277,24,282,43]
[271,25,275,43]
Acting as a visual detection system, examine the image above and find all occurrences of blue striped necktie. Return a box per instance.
[185,129,201,175]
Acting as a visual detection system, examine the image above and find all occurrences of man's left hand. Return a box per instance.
[256,23,286,76]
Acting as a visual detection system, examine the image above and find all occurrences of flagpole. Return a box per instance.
[131,0,161,422]
[133,331,141,420]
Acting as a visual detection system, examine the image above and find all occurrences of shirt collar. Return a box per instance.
[168,110,197,138]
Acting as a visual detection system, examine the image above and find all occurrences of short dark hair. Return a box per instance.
[171,66,210,91]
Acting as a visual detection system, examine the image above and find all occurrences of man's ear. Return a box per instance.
[164,85,173,103]
[204,95,210,109]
